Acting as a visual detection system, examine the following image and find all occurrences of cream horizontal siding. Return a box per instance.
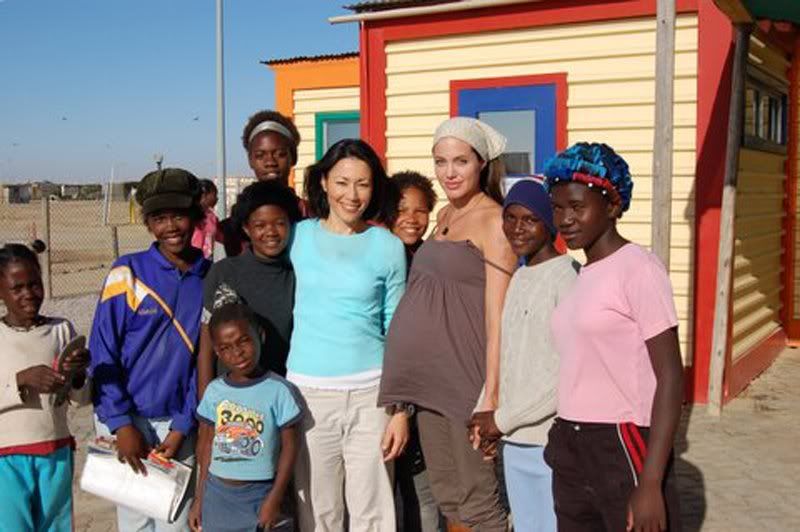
[292,86,359,193]
[732,149,785,359]
[731,37,790,359]
[383,15,698,362]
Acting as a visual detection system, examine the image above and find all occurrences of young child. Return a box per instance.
[389,170,437,265]
[190,302,301,532]
[469,180,578,532]
[197,180,302,396]
[543,143,684,532]
[0,242,90,532]
[191,179,219,259]
[221,109,305,256]
[387,171,440,532]
[89,168,210,532]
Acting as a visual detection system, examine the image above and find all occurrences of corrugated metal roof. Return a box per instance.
[343,0,461,13]
[261,51,359,66]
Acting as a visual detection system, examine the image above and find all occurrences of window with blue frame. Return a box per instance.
[455,81,559,194]
[315,111,360,160]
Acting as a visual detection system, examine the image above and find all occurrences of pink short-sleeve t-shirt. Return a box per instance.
[551,243,678,426]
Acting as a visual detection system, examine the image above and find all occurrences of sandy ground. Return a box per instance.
[38,294,800,531]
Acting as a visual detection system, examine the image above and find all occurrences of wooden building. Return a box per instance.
[258,0,800,404]
[264,52,360,191]
[328,0,800,404]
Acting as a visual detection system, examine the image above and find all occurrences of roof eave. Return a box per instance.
[330,0,540,24]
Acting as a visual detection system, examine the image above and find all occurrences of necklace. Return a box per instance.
[441,194,484,236]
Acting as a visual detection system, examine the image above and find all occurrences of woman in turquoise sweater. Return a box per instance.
[288,139,408,532]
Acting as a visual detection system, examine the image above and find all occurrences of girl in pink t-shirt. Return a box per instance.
[192,179,220,258]
[543,143,684,532]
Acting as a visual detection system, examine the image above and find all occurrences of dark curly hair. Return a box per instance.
[209,302,260,340]
[241,110,301,164]
[0,242,43,275]
[392,171,437,212]
[383,171,437,228]
[304,139,388,221]
[231,181,302,234]
[199,179,218,195]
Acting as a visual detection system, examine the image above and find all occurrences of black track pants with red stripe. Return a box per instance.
[543,418,682,532]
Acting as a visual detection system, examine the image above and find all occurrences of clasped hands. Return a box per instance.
[468,410,503,460]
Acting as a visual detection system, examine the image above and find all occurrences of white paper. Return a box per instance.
[79,442,192,523]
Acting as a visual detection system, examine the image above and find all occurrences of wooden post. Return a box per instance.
[110,225,120,260]
[651,0,676,267]
[40,196,52,299]
[708,24,752,415]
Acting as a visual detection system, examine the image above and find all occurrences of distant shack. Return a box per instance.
[1,182,135,204]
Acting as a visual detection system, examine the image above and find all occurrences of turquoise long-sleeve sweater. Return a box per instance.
[287,219,406,389]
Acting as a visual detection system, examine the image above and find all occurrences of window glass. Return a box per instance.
[324,120,360,150]
[478,109,536,175]
[743,76,787,152]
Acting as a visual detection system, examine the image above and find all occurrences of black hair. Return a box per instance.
[391,171,437,212]
[0,242,44,276]
[241,110,301,164]
[231,180,302,235]
[200,179,218,195]
[304,138,389,221]
[382,171,437,228]
[208,302,260,339]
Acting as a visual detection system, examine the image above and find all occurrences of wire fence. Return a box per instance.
[0,177,256,299]
[0,198,151,299]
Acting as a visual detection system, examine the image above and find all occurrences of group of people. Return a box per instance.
[0,109,684,532]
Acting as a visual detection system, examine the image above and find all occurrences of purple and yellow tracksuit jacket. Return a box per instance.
[89,243,210,435]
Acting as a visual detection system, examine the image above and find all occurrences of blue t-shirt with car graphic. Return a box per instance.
[197,372,302,481]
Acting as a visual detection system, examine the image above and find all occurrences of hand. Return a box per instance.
[17,364,66,395]
[479,437,500,461]
[626,481,667,532]
[116,424,150,475]
[189,499,203,531]
[381,412,410,462]
[154,430,185,460]
[470,411,502,441]
[468,413,501,460]
[61,347,90,374]
[257,498,280,529]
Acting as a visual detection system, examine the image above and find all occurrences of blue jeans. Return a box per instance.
[95,415,195,532]
[503,442,556,532]
[0,445,73,532]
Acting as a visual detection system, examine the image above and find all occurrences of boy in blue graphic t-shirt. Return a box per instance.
[191,303,301,532]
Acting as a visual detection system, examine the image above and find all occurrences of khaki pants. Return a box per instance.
[294,385,395,532]
[417,409,508,532]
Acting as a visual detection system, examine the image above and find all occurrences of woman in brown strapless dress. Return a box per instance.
[380,117,517,532]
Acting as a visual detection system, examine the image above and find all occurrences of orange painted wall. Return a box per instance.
[269,57,360,119]
[267,57,359,187]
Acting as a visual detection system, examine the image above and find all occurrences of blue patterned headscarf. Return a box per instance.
[542,142,633,214]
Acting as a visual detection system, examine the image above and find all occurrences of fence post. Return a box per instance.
[110,225,120,260]
[40,196,52,299]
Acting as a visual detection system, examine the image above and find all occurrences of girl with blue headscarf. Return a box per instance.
[543,143,684,532]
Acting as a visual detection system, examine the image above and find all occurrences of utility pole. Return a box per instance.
[214,0,227,261]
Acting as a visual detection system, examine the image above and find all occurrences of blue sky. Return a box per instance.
[0,0,358,183]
